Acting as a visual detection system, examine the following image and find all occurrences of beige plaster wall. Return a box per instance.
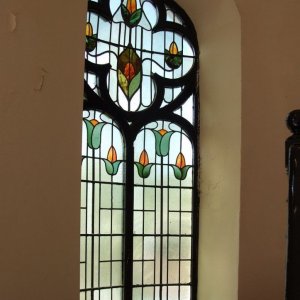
[1,0,299,299]
[0,1,86,299]
[235,0,300,299]
[177,0,242,299]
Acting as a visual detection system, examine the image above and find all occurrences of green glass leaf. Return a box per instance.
[121,4,130,19]
[86,35,97,52]
[112,161,122,175]
[103,160,114,175]
[153,131,163,156]
[128,71,141,99]
[130,9,142,26]
[142,164,153,178]
[118,70,129,96]
[135,163,153,178]
[181,166,192,180]
[104,160,121,176]
[135,162,145,178]
[83,119,94,148]
[165,50,183,69]
[160,132,174,156]
[91,123,106,149]
[172,166,183,180]
[172,165,192,181]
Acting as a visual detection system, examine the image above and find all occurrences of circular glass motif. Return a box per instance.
[85,2,196,112]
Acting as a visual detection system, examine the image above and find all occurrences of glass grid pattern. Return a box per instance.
[81,1,199,299]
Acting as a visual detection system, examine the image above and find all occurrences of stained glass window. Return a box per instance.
[81,0,199,299]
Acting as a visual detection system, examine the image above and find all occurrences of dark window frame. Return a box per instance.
[82,1,199,299]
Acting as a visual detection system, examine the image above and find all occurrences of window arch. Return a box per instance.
[80,0,199,299]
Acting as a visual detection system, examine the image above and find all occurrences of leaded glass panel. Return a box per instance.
[81,0,199,299]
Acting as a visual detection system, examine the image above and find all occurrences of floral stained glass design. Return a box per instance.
[81,1,199,300]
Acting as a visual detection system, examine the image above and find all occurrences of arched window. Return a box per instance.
[80,0,199,299]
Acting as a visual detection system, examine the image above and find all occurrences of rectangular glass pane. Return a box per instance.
[133,262,143,285]
[180,261,191,284]
[144,261,154,284]
[99,262,111,287]
[181,237,192,260]
[99,237,111,261]
[168,260,179,283]
[112,262,122,285]
[112,236,123,260]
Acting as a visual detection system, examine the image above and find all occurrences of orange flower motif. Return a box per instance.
[176,153,186,169]
[139,150,149,166]
[107,146,117,163]
[127,0,137,13]
[90,119,99,126]
[124,63,135,81]
[86,22,93,37]
[159,129,168,136]
[169,42,179,55]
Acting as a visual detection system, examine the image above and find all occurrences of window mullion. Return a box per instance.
[124,136,134,300]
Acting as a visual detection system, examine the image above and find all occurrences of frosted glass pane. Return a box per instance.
[100,184,111,208]
[168,261,179,283]
[155,237,161,284]
[81,210,86,234]
[169,189,180,211]
[182,189,192,211]
[94,192,100,234]
[180,286,191,300]
[144,236,155,260]
[93,237,99,285]
[100,289,111,299]
[99,237,111,261]
[143,287,154,300]
[180,261,191,283]
[100,210,111,234]
[168,237,180,260]
[133,262,142,285]
[181,237,192,260]
[144,261,154,284]
[112,210,123,234]
[80,237,86,262]
[169,212,180,235]
[134,211,143,234]
[80,292,85,300]
[133,236,143,260]
[93,290,99,300]
[81,183,87,207]
[112,262,122,285]
[168,286,179,300]
[100,262,111,287]
[181,213,192,235]
[80,263,85,290]
[144,212,155,234]
[112,236,122,260]
[161,237,168,284]
[112,288,123,300]
[86,238,92,288]
[86,291,91,300]
[134,187,144,210]
[144,188,155,210]
[113,185,123,208]
[133,288,142,299]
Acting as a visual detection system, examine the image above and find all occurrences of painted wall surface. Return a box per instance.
[176,0,242,299]
[0,1,86,299]
[0,0,298,299]
[235,0,300,299]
